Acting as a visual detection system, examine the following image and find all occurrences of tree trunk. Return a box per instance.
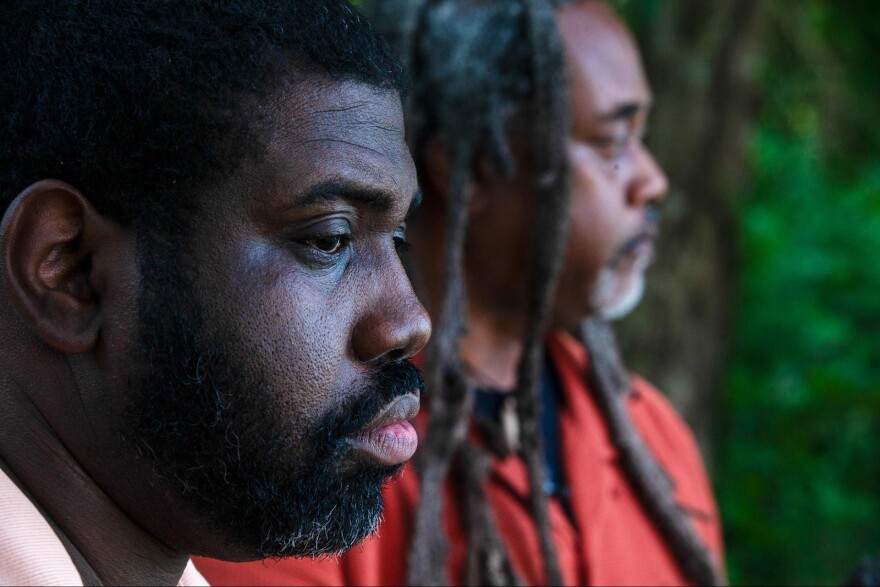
[616,0,764,463]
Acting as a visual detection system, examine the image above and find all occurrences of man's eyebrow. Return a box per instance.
[295,181,396,213]
[598,100,650,123]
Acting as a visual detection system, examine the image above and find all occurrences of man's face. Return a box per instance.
[114,80,430,559]
[553,0,668,325]
[460,2,667,329]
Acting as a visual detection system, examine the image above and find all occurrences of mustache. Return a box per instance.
[610,205,661,266]
[311,360,425,447]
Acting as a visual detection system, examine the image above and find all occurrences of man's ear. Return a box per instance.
[1,180,113,353]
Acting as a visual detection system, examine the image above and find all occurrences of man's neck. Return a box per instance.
[0,359,190,586]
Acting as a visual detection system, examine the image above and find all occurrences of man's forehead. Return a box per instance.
[270,79,405,143]
[557,1,651,118]
[246,79,417,216]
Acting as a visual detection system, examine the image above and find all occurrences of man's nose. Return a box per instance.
[351,279,432,364]
[627,143,669,207]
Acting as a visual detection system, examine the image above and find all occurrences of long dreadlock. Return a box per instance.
[367,1,571,584]
[366,1,722,585]
[579,319,725,586]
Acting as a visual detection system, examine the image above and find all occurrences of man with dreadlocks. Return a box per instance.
[197,0,725,586]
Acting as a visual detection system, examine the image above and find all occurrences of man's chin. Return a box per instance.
[257,455,403,559]
[591,269,646,322]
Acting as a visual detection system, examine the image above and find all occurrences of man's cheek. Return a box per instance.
[254,295,347,402]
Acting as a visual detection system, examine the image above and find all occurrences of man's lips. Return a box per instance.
[347,392,420,467]
[610,208,661,268]
[609,231,654,267]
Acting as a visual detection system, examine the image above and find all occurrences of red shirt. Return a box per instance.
[196,332,723,586]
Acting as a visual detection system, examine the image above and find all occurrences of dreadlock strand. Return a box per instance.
[406,2,547,583]
[456,442,523,586]
[580,318,726,586]
[408,368,472,586]
[510,1,571,585]
[372,1,575,583]
[408,146,476,586]
[385,1,481,581]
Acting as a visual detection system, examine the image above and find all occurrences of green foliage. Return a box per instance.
[721,126,880,586]
[719,3,880,584]
[615,1,880,584]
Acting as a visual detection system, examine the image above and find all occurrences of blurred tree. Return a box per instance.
[614,0,880,584]
[612,0,764,460]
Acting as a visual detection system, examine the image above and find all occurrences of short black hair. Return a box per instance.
[0,0,405,224]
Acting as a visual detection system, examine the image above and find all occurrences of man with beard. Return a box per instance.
[0,1,430,585]
[197,1,725,586]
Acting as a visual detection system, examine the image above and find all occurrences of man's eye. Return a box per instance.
[393,227,411,253]
[305,234,349,254]
[394,235,412,252]
[591,135,630,160]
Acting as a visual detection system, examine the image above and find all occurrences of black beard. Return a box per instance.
[129,229,423,558]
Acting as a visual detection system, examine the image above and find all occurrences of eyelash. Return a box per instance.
[591,127,648,161]
[303,233,351,255]
[394,234,411,253]
[592,136,630,160]
[302,233,411,256]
